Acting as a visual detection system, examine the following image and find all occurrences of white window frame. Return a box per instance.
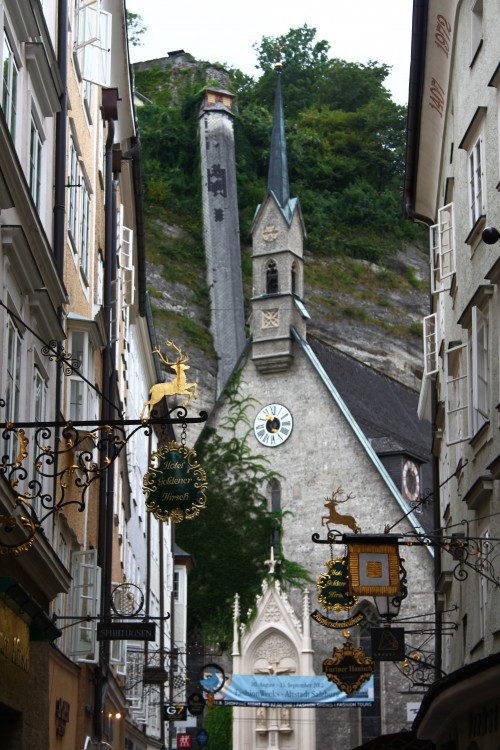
[430,203,455,293]
[67,329,95,422]
[69,549,101,662]
[5,315,22,426]
[68,135,79,248]
[423,313,439,376]
[2,31,19,140]
[468,132,485,228]
[29,115,43,210]
[74,0,112,87]
[80,181,90,281]
[445,341,471,445]
[471,305,489,433]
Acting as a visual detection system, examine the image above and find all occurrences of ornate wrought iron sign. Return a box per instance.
[322,641,374,695]
[316,557,357,613]
[143,441,207,523]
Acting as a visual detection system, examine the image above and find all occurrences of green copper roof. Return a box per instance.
[267,71,290,209]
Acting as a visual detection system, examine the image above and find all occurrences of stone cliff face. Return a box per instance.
[146,218,430,446]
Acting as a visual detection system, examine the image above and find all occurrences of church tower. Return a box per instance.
[199,87,246,396]
[250,67,308,373]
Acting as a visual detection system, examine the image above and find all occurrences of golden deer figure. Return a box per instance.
[140,341,198,418]
[322,487,360,533]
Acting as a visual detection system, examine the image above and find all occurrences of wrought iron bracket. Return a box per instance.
[0,408,207,554]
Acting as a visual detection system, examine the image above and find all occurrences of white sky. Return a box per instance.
[125,0,413,105]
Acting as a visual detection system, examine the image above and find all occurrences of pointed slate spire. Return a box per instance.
[267,64,290,209]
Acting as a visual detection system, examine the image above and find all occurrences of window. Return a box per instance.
[430,203,455,293]
[445,342,470,445]
[266,260,278,294]
[29,116,42,209]
[74,0,112,87]
[68,329,95,422]
[291,262,297,294]
[5,315,22,425]
[80,182,90,279]
[69,549,101,661]
[68,136,79,245]
[2,32,18,140]
[174,570,180,601]
[269,479,281,552]
[471,306,489,433]
[423,313,438,376]
[445,305,490,445]
[468,133,485,228]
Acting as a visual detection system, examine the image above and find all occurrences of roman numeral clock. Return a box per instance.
[253,403,293,447]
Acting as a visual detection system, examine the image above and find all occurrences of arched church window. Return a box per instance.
[269,478,281,551]
[266,260,278,294]
[291,262,297,295]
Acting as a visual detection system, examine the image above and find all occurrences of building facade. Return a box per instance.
[0,1,184,749]
[405,1,500,749]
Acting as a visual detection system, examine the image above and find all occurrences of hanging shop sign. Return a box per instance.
[316,557,357,613]
[346,535,401,596]
[96,621,156,641]
[187,692,206,716]
[371,627,405,661]
[143,666,168,684]
[322,641,375,695]
[143,441,207,523]
[163,704,187,721]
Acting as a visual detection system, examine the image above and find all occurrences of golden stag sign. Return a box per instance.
[322,487,360,533]
[141,341,198,419]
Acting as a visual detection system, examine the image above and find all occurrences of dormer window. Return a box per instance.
[266,260,278,294]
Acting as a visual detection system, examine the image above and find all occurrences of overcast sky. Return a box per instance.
[125,0,413,105]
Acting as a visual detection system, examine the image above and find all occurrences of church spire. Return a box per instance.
[267,64,290,209]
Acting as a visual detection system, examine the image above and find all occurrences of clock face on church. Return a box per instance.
[402,459,420,503]
[253,404,293,447]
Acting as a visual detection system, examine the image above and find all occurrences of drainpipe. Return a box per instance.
[95,95,118,740]
[54,0,68,277]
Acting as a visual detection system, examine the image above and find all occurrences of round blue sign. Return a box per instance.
[197,728,208,747]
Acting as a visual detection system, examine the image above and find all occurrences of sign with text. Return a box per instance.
[177,734,191,748]
[371,627,405,661]
[143,442,207,523]
[163,705,187,721]
[97,621,156,641]
[218,674,373,706]
[323,641,375,695]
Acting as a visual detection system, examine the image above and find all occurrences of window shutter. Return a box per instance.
[438,202,455,284]
[429,223,439,293]
[69,549,101,661]
[121,225,133,270]
[445,342,471,445]
[430,203,455,292]
[423,313,438,376]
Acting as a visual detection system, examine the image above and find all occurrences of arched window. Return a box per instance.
[291,262,297,295]
[266,260,278,294]
[269,479,281,551]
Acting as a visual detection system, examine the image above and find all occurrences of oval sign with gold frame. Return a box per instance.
[143,441,207,523]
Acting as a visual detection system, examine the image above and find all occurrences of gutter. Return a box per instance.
[404,0,430,224]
